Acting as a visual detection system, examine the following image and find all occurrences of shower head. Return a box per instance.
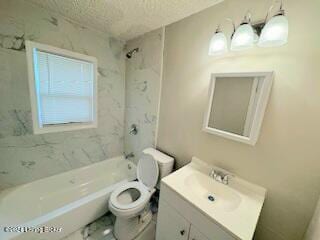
[126,48,139,59]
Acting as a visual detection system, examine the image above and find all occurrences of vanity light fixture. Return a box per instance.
[258,2,288,47]
[230,14,255,51]
[208,1,289,56]
[208,26,228,56]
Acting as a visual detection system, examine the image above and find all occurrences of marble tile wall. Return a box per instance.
[124,28,163,163]
[0,0,126,190]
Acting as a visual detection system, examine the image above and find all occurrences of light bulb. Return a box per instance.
[208,31,228,56]
[258,14,288,47]
[231,23,255,51]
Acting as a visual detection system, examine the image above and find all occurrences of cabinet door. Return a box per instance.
[156,200,190,240]
[189,225,210,240]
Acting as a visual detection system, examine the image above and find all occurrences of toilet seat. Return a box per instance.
[109,154,159,218]
[110,181,151,210]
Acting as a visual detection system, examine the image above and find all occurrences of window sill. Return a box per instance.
[33,122,98,134]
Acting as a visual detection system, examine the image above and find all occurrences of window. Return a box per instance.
[26,41,97,134]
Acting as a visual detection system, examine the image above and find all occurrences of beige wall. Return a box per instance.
[157,0,320,239]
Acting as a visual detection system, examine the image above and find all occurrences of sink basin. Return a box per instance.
[185,171,242,211]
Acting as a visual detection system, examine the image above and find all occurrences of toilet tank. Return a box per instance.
[143,148,174,181]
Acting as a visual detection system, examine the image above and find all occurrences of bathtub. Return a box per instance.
[0,156,136,240]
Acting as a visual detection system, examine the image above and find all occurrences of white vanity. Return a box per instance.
[156,158,266,240]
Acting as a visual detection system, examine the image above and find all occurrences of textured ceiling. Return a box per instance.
[29,0,224,41]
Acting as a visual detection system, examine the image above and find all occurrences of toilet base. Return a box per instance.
[114,209,153,240]
[134,220,156,240]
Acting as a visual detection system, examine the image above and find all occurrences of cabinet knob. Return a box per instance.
[180,230,185,236]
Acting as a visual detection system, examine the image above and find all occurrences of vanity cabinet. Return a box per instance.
[189,226,210,240]
[156,199,219,240]
[156,200,190,240]
[156,183,237,240]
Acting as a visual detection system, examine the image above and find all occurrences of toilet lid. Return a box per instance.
[137,154,159,190]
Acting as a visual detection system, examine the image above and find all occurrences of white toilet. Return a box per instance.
[109,148,174,240]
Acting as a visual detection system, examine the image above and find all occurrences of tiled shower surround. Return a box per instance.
[0,0,162,190]
[124,28,163,163]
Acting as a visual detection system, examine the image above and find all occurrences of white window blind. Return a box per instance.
[35,50,94,126]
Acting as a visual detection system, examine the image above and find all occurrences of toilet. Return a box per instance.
[109,148,174,240]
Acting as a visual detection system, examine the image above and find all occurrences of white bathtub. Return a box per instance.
[0,156,136,240]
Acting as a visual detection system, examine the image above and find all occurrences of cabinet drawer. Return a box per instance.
[156,199,190,240]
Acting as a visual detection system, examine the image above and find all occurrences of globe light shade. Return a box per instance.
[231,23,255,51]
[258,15,288,47]
[208,32,228,56]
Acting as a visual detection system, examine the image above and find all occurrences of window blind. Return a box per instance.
[35,50,94,126]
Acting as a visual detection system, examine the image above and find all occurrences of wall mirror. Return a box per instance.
[203,72,273,145]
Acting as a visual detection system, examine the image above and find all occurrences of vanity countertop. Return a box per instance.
[161,157,266,240]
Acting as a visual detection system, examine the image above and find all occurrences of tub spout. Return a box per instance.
[125,152,135,159]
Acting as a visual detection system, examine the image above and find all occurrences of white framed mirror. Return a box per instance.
[203,72,273,145]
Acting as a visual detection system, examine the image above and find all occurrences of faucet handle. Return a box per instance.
[209,170,215,178]
[209,167,234,185]
[215,174,223,182]
[129,124,138,135]
[209,169,221,178]
[222,174,229,185]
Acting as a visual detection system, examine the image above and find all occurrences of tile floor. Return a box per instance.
[62,212,157,240]
[62,214,116,240]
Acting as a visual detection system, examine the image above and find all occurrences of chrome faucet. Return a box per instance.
[124,152,135,159]
[209,169,232,185]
